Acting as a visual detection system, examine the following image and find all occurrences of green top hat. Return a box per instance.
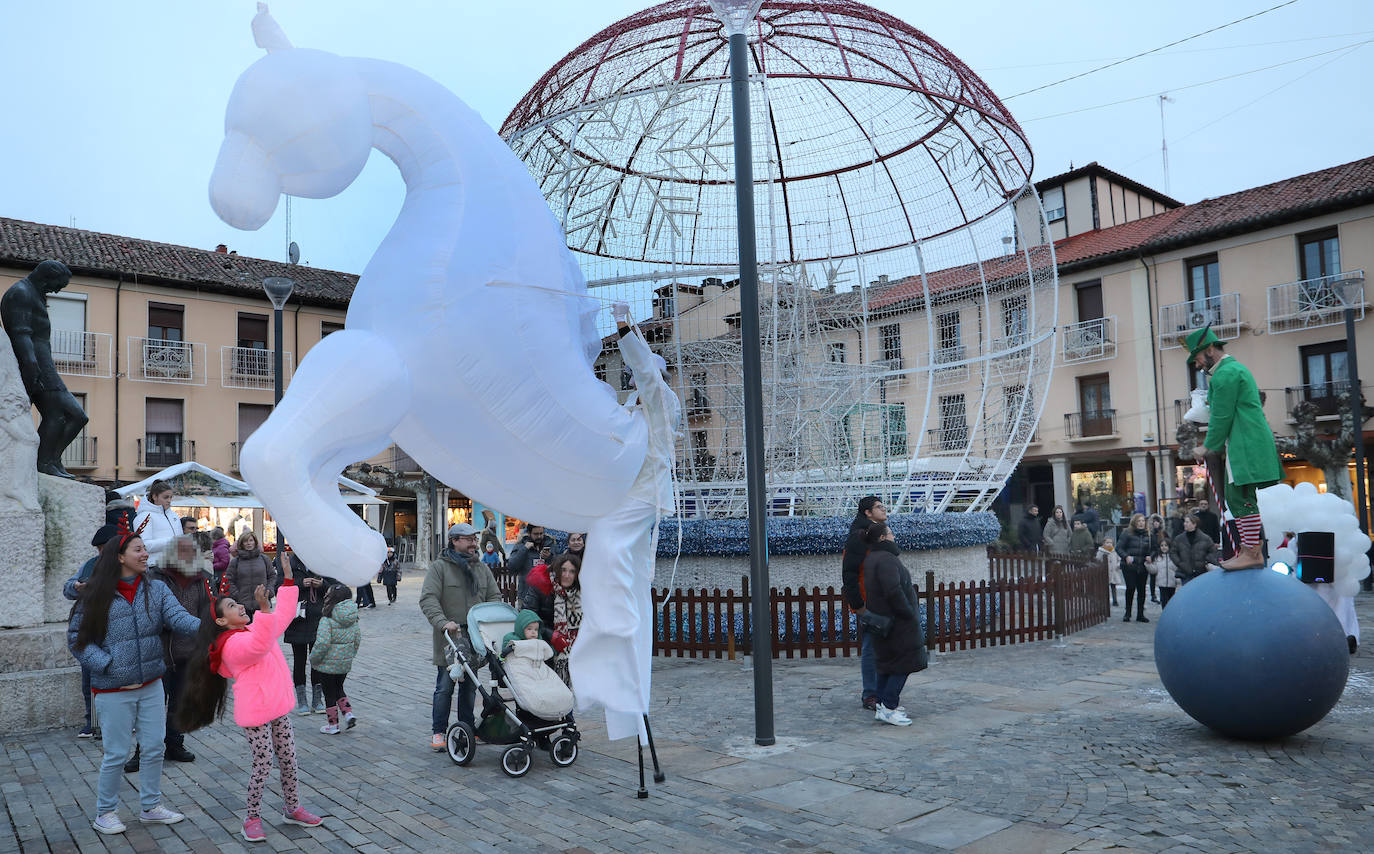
[1184,324,1222,362]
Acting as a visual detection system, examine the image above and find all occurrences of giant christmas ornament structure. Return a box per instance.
[502,0,1059,518]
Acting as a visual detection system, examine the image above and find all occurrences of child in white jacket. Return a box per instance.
[1095,538,1122,608]
[1146,540,1180,608]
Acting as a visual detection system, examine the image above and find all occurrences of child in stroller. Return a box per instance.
[443,603,578,777]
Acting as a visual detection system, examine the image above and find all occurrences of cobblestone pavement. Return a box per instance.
[4,578,1374,853]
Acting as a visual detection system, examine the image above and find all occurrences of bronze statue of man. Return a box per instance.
[1,260,88,478]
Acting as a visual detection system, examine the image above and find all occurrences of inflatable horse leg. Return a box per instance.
[239,329,409,586]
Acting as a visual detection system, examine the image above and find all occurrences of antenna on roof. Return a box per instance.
[1159,93,1175,195]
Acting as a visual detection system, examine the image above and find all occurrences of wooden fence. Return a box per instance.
[494,550,1108,659]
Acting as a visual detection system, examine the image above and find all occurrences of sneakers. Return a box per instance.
[320,722,341,735]
[93,812,126,835]
[243,817,265,842]
[139,805,184,824]
[430,733,446,751]
[282,806,322,827]
[861,696,878,711]
[78,725,95,738]
[344,712,357,729]
[875,706,912,727]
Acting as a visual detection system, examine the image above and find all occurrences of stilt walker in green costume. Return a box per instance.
[1185,326,1283,569]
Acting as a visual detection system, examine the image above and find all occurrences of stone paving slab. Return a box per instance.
[3,578,1374,852]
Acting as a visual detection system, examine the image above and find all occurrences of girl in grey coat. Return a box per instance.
[68,529,200,835]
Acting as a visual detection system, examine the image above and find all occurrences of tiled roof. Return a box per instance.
[839,155,1374,313]
[0,217,357,308]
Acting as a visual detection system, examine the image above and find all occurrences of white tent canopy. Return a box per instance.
[114,461,385,507]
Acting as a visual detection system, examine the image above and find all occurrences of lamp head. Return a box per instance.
[708,0,764,36]
[262,276,295,310]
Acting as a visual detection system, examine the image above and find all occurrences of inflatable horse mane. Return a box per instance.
[210,5,648,586]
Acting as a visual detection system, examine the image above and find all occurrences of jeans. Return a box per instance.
[875,672,908,710]
[432,666,475,735]
[92,680,166,815]
[162,664,187,749]
[81,665,92,727]
[860,630,877,699]
[356,584,376,608]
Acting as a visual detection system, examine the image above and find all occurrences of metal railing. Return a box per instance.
[51,330,114,378]
[687,389,711,418]
[221,346,292,390]
[1267,270,1365,334]
[1284,383,1363,418]
[1062,316,1116,363]
[128,337,206,385]
[137,437,194,469]
[1065,409,1117,439]
[927,424,969,452]
[61,435,97,469]
[1158,293,1243,349]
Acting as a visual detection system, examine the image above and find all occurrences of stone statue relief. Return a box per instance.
[0,260,89,478]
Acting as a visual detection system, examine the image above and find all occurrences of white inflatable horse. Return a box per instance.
[209,7,648,587]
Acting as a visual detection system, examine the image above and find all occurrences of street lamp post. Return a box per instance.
[262,274,295,563]
[708,0,773,746]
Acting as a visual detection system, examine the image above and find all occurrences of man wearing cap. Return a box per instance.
[418,522,503,751]
[1184,326,1283,569]
[63,523,119,737]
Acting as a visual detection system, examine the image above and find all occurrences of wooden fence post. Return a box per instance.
[923,569,936,651]
[740,574,752,657]
[1051,559,1067,645]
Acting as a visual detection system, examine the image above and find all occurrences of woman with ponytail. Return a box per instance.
[66,520,201,836]
[175,555,323,843]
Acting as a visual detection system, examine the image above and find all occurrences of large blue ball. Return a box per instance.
[1154,567,1349,740]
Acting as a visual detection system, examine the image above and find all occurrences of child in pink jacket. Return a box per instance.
[175,563,323,843]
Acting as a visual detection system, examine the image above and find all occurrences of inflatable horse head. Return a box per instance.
[210,6,647,584]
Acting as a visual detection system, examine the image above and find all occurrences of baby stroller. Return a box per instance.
[443,602,579,777]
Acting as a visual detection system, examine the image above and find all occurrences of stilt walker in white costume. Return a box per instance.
[570,302,680,742]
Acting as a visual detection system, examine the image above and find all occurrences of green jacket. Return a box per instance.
[309,600,360,675]
[419,549,503,667]
[1204,355,1283,486]
[502,609,543,650]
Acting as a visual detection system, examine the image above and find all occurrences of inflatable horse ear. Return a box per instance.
[210,6,647,585]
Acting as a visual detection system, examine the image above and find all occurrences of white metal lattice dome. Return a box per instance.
[503,0,1058,517]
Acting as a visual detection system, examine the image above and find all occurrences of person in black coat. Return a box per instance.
[841,496,885,711]
[278,554,334,715]
[1116,513,1156,623]
[1194,499,1222,544]
[861,522,927,726]
[510,524,555,604]
[1017,505,1041,552]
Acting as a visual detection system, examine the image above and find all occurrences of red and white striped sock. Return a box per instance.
[1234,514,1263,550]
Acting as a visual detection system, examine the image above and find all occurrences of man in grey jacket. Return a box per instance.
[419,522,502,751]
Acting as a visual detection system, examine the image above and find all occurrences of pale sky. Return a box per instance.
[3,0,1370,275]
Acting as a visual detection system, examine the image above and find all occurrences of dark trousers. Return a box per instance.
[163,663,187,748]
[860,629,877,699]
[384,583,398,604]
[356,584,376,607]
[1160,586,1176,608]
[433,666,476,735]
[81,665,93,727]
[1148,571,1158,599]
[875,672,908,710]
[319,672,347,708]
[1122,567,1147,617]
[290,643,320,688]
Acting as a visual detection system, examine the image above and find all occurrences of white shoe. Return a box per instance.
[93,812,126,835]
[875,706,912,727]
[139,805,184,824]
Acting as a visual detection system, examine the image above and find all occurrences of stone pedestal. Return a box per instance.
[37,474,104,622]
[0,507,45,628]
[0,623,84,732]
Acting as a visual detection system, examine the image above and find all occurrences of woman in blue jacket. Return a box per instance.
[67,522,201,836]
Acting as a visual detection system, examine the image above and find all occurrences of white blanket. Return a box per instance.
[503,638,574,721]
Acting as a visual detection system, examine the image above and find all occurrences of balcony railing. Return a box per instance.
[1158,293,1244,349]
[927,424,969,452]
[137,437,195,469]
[984,418,1039,446]
[1062,316,1116,363]
[61,435,97,469]
[911,346,971,387]
[1284,382,1362,418]
[128,337,206,385]
[686,389,711,418]
[1267,270,1366,334]
[1065,409,1117,439]
[221,346,293,390]
[52,330,114,378]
